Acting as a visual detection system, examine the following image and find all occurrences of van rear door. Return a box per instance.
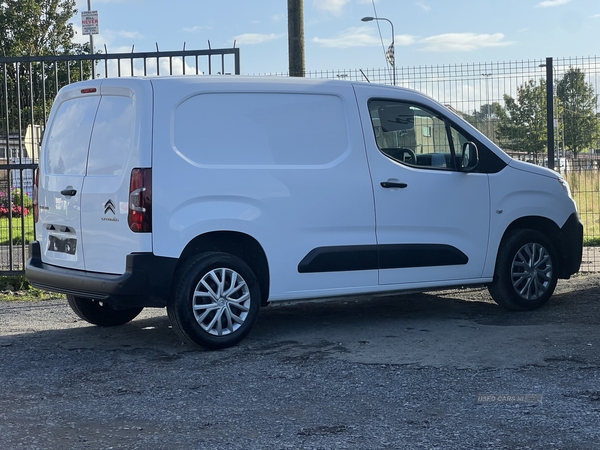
[38,79,153,275]
[37,85,101,270]
[79,80,153,274]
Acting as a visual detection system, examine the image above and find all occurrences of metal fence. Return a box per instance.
[0,47,240,274]
[265,57,600,271]
[1,51,598,274]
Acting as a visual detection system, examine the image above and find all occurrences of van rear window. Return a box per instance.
[173,93,350,167]
[87,96,135,176]
[44,96,100,175]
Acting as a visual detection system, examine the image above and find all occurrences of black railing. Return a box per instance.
[0,47,240,274]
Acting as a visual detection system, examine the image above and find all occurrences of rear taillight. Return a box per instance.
[128,168,152,232]
[33,168,39,223]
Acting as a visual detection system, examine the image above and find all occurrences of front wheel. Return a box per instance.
[67,295,143,326]
[488,229,558,311]
[167,252,261,350]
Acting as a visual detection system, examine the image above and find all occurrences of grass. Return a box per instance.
[0,216,35,245]
[0,275,64,301]
[565,170,600,246]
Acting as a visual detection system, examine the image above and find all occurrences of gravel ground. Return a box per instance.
[1,274,600,449]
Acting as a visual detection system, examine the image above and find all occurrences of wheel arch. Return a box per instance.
[498,215,563,275]
[178,231,270,306]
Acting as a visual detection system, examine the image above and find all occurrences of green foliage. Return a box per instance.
[0,0,93,130]
[556,68,598,157]
[463,102,503,143]
[496,78,548,155]
[585,237,600,247]
[493,68,598,159]
[0,275,29,291]
[0,0,78,57]
[10,188,33,209]
[0,275,63,300]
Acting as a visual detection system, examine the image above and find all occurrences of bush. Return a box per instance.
[11,188,33,209]
[0,189,31,218]
[0,275,30,291]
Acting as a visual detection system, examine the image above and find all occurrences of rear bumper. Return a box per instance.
[25,241,177,308]
[558,212,584,278]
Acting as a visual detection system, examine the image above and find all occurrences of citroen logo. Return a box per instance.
[104,200,116,215]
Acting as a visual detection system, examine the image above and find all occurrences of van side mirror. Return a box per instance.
[459,141,479,172]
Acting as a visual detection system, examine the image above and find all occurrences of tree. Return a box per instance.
[463,102,503,144]
[556,67,598,157]
[0,0,91,133]
[496,78,547,158]
[0,0,78,57]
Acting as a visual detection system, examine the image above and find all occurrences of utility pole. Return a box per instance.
[287,0,305,77]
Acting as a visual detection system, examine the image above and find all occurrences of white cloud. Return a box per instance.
[592,14,600,18]
[313,27,415,48]
[183,25,212,33]
[416,2,431,12]
[536,0,572,7]
[233,33,283,45]
[314,0,350,15]
[419,33,513,52]
[313,27,379,48]
[115,30,144,40]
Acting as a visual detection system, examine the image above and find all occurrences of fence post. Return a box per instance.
[545,57,555,170]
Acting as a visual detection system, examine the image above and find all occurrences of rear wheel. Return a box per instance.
[67,295,143,326]
[167,252,261,350]
[488,229,558,311]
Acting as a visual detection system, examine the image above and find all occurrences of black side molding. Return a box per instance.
[298,244,468,273]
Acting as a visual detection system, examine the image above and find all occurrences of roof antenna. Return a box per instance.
[360,69,371,83]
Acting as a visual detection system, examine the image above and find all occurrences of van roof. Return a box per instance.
[66,74,429,102]
[144,74,417,94]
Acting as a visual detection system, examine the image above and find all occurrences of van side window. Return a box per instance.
[44,96,100,175]
[368,100,470,170]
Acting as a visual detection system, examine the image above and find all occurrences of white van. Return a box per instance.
[26,76,583,349]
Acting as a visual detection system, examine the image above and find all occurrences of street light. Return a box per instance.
[361,16,395,86]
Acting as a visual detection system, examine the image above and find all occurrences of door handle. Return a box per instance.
[380,181,408,189]
[60,188,77,196]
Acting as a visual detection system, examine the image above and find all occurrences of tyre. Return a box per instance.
[67,295,143,326]
[167,252,261,350]
[488,229,558,311]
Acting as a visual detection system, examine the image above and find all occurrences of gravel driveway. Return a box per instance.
[1,274,600,449]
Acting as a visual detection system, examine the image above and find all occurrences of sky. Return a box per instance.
[72,0,600,75]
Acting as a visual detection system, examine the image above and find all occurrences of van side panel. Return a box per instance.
[150,78,378,300]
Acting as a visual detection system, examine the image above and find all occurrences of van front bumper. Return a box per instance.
[558,212,584,278]
[25,241,177,308]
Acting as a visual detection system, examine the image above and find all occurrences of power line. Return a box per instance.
[370,0,393,85]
